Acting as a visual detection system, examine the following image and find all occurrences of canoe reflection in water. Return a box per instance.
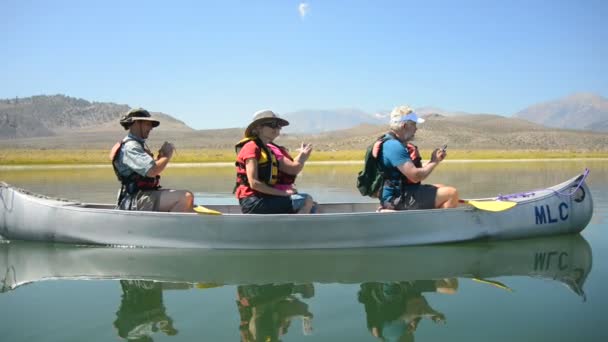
[113,280,179,342]
[237,283,314,341]
[359,280,457,342]
[0,234,592,340]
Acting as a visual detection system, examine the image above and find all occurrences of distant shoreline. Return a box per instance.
[1,148,608,166]
[1,158,607,170]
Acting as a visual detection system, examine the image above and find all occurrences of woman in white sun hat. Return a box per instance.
[234,110,316,214]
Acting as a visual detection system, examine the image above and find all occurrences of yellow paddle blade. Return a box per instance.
[472,278,513,292]
[193,205,222,215]
[195,282,224,289]
[462,200,517,212]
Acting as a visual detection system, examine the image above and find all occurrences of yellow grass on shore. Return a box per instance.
[1,148,608,165]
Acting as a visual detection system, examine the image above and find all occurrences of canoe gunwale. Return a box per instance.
[0,172,583,216]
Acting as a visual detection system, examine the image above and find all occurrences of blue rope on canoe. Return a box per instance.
[497,168,590,200]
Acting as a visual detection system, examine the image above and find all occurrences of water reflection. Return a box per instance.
[114,280,179,341]
[359,280,456,341]
[237,283,314,341]
[0,235,593,339]
[0,235,590,293]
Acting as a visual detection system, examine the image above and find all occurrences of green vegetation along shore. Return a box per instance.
[1,148,608,165]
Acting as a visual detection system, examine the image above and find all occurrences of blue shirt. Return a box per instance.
[115,133,155,179]
[380,136,412,203]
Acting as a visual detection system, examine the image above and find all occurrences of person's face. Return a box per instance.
[402,121,417,141]
[258,120,283,141]
[132,120,154,139]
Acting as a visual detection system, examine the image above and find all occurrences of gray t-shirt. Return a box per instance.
[115,134,155,179]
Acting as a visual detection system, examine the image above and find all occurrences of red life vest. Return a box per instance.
[234,137,279,193]
[268,143,297,185]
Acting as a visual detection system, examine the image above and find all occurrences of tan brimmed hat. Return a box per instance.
[119,108,160,130]
[244,109,289,137]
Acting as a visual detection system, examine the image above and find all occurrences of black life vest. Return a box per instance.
[234,137,279,193]
[110,137,161,193]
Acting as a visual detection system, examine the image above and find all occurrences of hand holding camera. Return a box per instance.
[158,141,175,160]
[430,144,447,163]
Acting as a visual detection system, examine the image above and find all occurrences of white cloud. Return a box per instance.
[374,112,389,119]
[298,2,310,18]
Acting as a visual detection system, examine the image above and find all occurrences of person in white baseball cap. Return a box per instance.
[375,105,458,211]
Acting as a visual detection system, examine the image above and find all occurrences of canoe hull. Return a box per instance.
[0,173,594,249]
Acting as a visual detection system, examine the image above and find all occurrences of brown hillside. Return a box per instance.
[0,114,606,152]
[0,95,192,139]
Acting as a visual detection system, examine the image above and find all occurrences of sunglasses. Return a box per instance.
[262,121,283,129]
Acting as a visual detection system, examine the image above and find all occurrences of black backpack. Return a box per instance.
[357,135,392,198]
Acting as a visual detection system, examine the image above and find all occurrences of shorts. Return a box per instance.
[239,195,294,214]
[382,184,438,210]
[117,189,163,211]
[118,189,191,212]
[291,193,312,212]
[135,190,163,211]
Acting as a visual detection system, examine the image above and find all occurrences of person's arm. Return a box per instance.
[121,141,160,178]
[245,158,293,196]
[398,160,438,183]
[146,142,175,177]
[397,149,446,183]
[277,143,312,175]
[146,156,170,177]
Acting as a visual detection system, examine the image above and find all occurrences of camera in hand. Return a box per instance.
[430,144,448,162]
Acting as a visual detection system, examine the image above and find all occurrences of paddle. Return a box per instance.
[459,199,516,212]
[472,278,513,292]
[193,205,222,215]
[195,282,224,289]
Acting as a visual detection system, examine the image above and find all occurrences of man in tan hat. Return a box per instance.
[376,105,458,210]
[110,108,193,212]
[234,109,315,214]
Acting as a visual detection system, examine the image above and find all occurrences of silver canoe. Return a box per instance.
[0,234,591,300]
[0,172,593,249]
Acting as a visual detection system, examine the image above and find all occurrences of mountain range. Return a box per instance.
[0,95,192,139]
[281,93,608,134]
[514,93,608,132]
[0,94,606,151]
[282,108,384,133]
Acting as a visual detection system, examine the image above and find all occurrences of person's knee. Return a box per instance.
[304,195,314,206]
[439,186,457,197]
[184,191,194,205]
[451,188,459,202]
[293,195,315,214]
[435,186,458,208]
[448,187,458,199]
[444,187,459,208]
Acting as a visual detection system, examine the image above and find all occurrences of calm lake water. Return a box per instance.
[1,161,607,341]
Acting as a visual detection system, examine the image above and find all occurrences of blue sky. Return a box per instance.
[1,0,606,129]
